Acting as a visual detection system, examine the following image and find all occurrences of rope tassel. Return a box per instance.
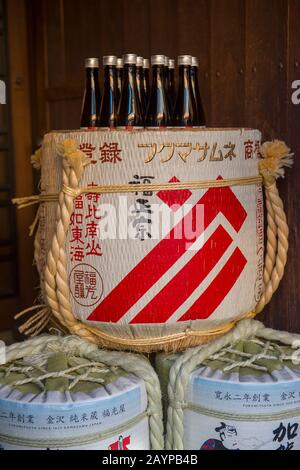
[15,305,52,337]
[259,140,294,183]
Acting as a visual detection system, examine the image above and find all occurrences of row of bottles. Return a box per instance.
[80,54,206,129]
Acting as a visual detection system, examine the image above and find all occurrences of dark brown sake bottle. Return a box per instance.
[136,56,147,121]
[145,55,171,128]
[168,59,176,114]
[117,54,144,129]
[143,59,150,106]
[116,58,123,107]
[97,56,118,128]
[172,55,198,127]
[80,58,101,129]
[191,56,206,127]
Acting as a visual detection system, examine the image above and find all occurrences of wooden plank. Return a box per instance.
[100,0,124,56]
[44,0,65,87]
[278,0,300,334]
[63,0,102,84]
[245,0,287,138]
[122,0,150,58]
[245,0,289,331]
[6,0,36,323]
[210,0,245,127]
[148,0,178,59]
[0,298,18,331]
[48,98,82,130]
[27,0,48,140]
[177,0,211,124]
[45,84,82,102]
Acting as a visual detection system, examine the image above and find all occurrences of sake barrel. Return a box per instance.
[161,319,300,450]
[37,128,266,352]
[0,336,163,450]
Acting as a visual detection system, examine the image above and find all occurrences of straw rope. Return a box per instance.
[61,176,263,198]
[12,176,262,208]
[14,138,292,352]
[3,334,164,450]
[165,319,300,449]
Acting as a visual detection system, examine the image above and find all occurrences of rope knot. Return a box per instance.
[57,139,90,179]
[259,140,294,184]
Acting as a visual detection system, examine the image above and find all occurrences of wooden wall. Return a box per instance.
[27,0,300,333]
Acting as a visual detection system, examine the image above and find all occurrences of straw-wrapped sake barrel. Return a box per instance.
[37,128,264,351]
[157,320,300,450]
[0,337,161,450]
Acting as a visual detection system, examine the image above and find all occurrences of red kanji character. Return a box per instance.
[74,281,85,299]
[85,221,99,239]
[86,183,101,203]
[70,213,83,225]
[79,143,97,164]
[86,204,100,220]
[244,140,254,160]
[70,246,85,262]
[100,142,122,164]
[86,240,102,257]
[88,272,97,286]
[70,226,84,244]
[74,196,84,210]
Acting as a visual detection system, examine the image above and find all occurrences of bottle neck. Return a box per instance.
[136,66,143,79]
[143,68,150,93]
[116,67,123,79]
[191,66,199,84]
[85,67,99,87]
[151,65,165,86]
[178,64,192,88]
[169,68,175,85]
[103,65,116,88]
[165,67,170,88]
[123,63,137,83]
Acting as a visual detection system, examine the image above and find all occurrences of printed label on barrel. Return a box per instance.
[0,417,149,450]
[185,375,300,450]
[54,130,263,328]
[185,412,300,450]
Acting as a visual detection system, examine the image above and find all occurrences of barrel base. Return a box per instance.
[59,311,256,353]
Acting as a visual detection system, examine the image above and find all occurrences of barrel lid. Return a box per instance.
[193,338,300,382]
[0,351,135,396]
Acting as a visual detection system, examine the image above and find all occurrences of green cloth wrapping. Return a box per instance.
[0,352,123,395]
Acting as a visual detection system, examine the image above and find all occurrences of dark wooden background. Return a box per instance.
[5,0,300,333]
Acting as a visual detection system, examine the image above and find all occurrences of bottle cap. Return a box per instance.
[143,59,150,69]
[117,58,123,68]
[137,56,144,67]
[178,55,192,66]
[192,56,199,67]
[151,55,166,66]
[103,56,117,66]
[165,56,169,67]
[85,58,99,68]
[123,54,137,65]
[169,59,175,69]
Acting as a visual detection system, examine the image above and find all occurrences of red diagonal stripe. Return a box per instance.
[88,180,247,323]
[130,225,232,324]
[178,248,247,322]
